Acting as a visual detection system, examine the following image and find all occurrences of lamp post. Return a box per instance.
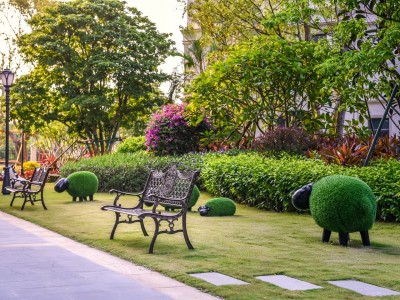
[1,69,15,194]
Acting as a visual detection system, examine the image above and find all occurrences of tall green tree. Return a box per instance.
[13,0,175,154]
[187,36,331,145]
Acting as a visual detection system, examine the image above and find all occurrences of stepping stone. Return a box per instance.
[189,272,249,286]
[256,275,323,291]
[329,280,400,296]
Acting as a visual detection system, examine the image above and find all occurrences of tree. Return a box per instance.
[13,0,175,155]
[187,36,331,145]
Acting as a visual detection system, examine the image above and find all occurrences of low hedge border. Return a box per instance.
[60,152,400,222]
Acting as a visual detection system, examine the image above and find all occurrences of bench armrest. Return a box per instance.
[109,189,144,207]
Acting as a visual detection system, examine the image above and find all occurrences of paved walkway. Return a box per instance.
[0,211,218,300]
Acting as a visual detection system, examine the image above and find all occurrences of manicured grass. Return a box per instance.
[1,184,399,299]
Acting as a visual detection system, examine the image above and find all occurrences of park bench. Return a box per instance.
[101,164,199,253]
[6,166,52,210]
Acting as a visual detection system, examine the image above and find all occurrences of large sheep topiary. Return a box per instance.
[54,171,98,201]
[198,197,236,216]
[292,175,376,246]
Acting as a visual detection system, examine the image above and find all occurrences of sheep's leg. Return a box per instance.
[322,229,331,243]
[360,230,370,246]
[338,232,349,246]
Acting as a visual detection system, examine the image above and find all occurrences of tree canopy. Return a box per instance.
[186,0,400,143]
[13,0,175,154]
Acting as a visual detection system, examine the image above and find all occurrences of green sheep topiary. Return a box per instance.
[292,175,376,246]
[188,185,200,210]
[162,185,200,211]
[67,171,99,201]
[201,197,236,216]
[310,175,376,233]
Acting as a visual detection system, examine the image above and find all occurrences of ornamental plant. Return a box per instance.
[145,104,209,156]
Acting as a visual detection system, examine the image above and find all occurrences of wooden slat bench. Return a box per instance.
[101,165,199,253]
[6,167,52,210]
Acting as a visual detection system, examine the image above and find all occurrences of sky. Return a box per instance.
[126,0,187,76]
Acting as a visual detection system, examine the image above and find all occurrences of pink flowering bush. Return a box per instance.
[145,104,209,156]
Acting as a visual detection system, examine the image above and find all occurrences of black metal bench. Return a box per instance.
[101,165,199,253]
[6,166,51,210]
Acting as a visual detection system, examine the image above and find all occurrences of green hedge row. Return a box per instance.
[201,153,400,221]
[60,152,400,222]
[60,152,208,192]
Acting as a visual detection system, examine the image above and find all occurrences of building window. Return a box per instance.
[369,118,389,136]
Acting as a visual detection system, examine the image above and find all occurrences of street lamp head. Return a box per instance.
[1,69,15,87]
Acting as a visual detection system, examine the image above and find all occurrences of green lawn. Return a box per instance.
[1,184,399,299]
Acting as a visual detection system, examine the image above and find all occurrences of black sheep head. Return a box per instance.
[54,177,69,193]
[198,205,211,216]
[292,183,314,211]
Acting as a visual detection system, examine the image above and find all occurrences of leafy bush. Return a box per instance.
[116,136,146,153]
[145,103,209,156]
[23,161,40,171]
[204,197,236,216]
[253,127,316,155]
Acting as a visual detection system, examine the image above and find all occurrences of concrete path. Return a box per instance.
[0,211,218,300]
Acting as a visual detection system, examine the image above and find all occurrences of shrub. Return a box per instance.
[252,127,315,155]
[116,136,146,153]
[309,175,376,233]
[66,171,99,198]
[145,103,209,156]
[203,197,236,216]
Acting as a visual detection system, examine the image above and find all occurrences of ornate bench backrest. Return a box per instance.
[142,165,199,208]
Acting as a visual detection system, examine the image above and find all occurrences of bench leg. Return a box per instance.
[139,220,149,236]
[182,213,194,250]
[21,194,30,211]
[110,212,120,240]
[40,193,48,210]
[149,218,160,254]
[10,193,17,207]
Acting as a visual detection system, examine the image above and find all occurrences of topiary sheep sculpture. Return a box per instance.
[163,185,201,212]
[198,197,236,216]
[54,171,98,201]
[292,175,376,246]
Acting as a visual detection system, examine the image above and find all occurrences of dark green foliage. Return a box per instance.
[205,197,236,216]
[66,171,99,198]
[116,137,146,153]
[309,175,376,233]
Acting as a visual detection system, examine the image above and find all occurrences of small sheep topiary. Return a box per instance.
[198,197,236,216]
[162,185,201,211]
[55,171,98,201]
[292,175,376,246]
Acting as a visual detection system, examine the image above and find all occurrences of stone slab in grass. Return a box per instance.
[256,275,323,291]
[189,272,249,286]
[329,280,400,296]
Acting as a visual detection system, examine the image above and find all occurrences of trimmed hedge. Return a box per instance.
[60,151,400,222]
[60,152,208,192]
